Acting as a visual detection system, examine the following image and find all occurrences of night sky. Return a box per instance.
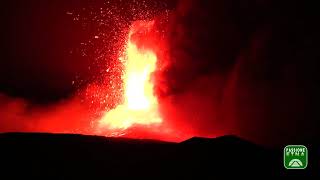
[0,0,319,146]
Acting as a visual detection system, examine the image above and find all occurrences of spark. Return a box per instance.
[98,20,162,131]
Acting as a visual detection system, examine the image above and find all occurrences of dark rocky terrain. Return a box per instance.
[0,132,318,178]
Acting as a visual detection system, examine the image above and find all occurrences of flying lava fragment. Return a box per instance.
[98,20,162,133]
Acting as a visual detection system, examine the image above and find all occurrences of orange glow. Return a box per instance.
[98,21,162,131]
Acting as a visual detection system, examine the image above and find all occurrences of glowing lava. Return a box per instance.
[98,21,162,131]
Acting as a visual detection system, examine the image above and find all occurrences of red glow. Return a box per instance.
[99,21,161,130]
[0,18,192,142]
[93,20,185,141]
[0,5,221,142]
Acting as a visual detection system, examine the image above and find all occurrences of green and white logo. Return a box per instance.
[284,145,308,169]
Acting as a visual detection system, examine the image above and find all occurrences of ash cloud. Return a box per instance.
[155,0,319,146]
[0,0,177,140]
[0,0,318,146]
[0,93,92,134]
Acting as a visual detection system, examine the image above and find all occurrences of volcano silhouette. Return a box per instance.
[0,133,316,178]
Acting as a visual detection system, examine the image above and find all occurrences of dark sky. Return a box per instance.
[1,0,89,103]
[156,0,319,145]
[0,0,319,146]
[0,0,176,104]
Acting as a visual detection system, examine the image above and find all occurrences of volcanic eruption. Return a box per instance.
[98,20,163,136]
[1,0,318,146]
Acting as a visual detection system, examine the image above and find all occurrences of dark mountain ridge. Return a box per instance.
[0,132,317,178]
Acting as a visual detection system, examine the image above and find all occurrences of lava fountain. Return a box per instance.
[98,20,162,133]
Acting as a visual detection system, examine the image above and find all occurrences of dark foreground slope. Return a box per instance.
[0,133,317,178]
